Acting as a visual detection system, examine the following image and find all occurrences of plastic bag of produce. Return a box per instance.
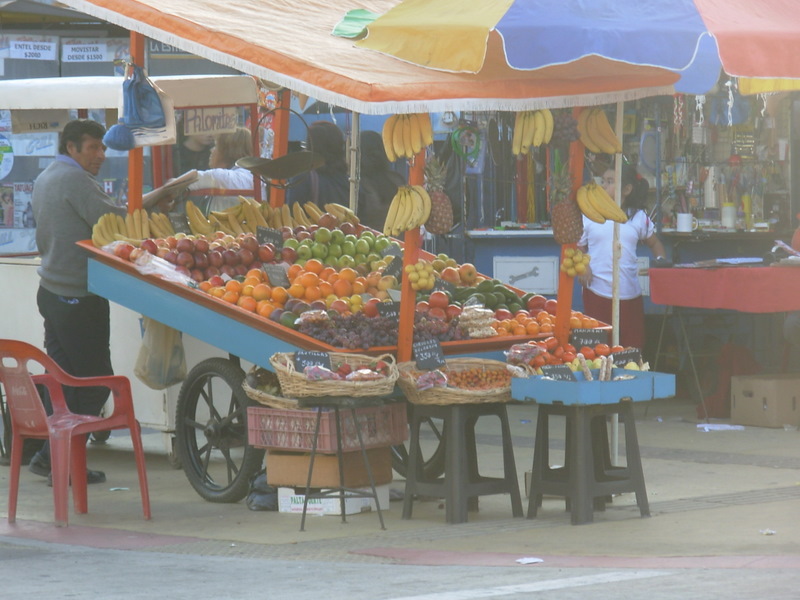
[134,317,187,390]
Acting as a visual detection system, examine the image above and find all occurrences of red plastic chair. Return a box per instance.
[0,339,151,527]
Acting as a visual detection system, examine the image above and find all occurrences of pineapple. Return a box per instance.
[424,158,454,235]
[549,163,583,244]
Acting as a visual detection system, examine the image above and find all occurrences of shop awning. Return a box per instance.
[55,0,679,115]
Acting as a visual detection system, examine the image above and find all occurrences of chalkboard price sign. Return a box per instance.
[169,214,192,235]
[540,364,577,381]
[610,348,642,367]
[376,301,401,320]
[262,263,290,287]
[380,243,403,259]
[256,226,284,248]
[293,350,332,372]
[432,277,456,295]
[413,338,446,370]
[383,255,403,280]
[569,328,608,349]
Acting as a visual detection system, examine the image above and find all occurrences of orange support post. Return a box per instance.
[126,32,145,212]
[396,152,426,363]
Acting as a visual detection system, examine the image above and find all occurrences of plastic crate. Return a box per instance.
[247,402,408,453]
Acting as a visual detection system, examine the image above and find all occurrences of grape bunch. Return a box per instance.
[413,313,465,343]
[550,109,580,146]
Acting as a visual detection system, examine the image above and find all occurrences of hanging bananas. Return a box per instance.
[511,109,554,156]
[578,107,623,155]
[91,208,176,247]
[575,183,628,224]
[381,113,434,161]
[382,185,432,236]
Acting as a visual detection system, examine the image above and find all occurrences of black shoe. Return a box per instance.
[28,452,51,478]
[47,469,106,487]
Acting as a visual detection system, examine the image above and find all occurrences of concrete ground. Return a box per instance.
[1,396,799,598]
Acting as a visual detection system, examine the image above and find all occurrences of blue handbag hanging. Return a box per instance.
[104,63,169,150]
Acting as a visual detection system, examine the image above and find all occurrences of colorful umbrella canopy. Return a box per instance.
[357,0,800,95]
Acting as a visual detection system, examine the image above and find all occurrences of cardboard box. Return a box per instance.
[731,374,800,428]
[265,446,393,488]
[277,484,390,516]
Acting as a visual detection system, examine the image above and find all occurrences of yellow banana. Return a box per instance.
[383,190,403,236]
[576,185,606,224]
[511,111,525,156]
[124,213,137,238]
[532,110,546,147]
[113,233,142,246]
[114,214,126,237]
[541,109,554,144]
[391,115,407,160]
[408,113,424,155]
[412,185,432,228]
[303,201,324,223]
[418,113,434,148]
[382,115,398,162]
[292,202,309,227]
[577,108,603,153]
[520,111,536,155]
[209,214,231,236]
[251,202,269,227]
[139,208,150,239]
[586,109,616,154]
[404,186,424,229]
[588,183,628,223]
[280,204,293,228]
[591,108,623,154]
[260,202,273,223]
[323,202,349,223]
[91,225,107,248]
[97,214,113,242]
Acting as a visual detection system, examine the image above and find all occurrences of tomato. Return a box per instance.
[580,346,596,360]
[563,343,576,355]
[526,294,547,311]
[610,345,625,354]
[544,336,559,351]
[562,351,577,363]
[553,345,565,358]
[428,290,450,309]
[544,299,559,315]
[532,355,546,368]
[594,343,611,357]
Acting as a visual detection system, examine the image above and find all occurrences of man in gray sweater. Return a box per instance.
[29,119,127,484]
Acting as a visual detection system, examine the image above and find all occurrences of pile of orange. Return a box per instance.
[490,309,600,337]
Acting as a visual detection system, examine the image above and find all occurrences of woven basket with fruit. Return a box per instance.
[397,358,513,405]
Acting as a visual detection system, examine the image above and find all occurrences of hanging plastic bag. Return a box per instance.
[134,317,187,390]
[104,64,176,150]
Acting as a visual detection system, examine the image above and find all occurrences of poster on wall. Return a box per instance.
[0,184,13,228]
[0,134,14,181]
[12,182,34,229]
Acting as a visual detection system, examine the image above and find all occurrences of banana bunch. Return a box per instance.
[511,109,554,156]
[207,196,272,235]
[186,200,215,236]
[92,208,163,247]
[577,108,623,154]
[148,211,175,239]
[382,185,432,236]
[323,202,360,226]
[575,183,628,224]
[381,113,434,161]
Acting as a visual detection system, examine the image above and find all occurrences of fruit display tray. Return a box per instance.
[79,241,567,367]
[511,370,675,405]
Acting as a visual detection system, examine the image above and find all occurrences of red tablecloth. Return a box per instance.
[649,266,800,313]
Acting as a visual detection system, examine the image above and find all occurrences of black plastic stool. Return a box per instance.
[296,395,386,532]
[402,402,523,524]
[527,400,649,525]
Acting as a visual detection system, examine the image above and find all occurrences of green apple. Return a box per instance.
[337,254,356,269]
[323,255,339,267]
[282,238,300,250]
[330,229,345,245]
[354,253,368,266]
[373,235,391,252]
[344,234,358,245]
[314,227,332,243]
[327,243,343,259]
[354,238,371,255]
[311,241,328,259]
[296,245,313,260]
[341,241,356,257]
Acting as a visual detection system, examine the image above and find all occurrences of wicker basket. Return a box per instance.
[268,352,399,398]
[397,357,512,405]
[241,380,303,410]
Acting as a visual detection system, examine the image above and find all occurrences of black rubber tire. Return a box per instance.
[175,358,265,503]
[90,430,111,444]
[391,413,446,479]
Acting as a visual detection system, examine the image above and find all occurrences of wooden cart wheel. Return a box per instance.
[390,413,446,480]
[176,357,265,503]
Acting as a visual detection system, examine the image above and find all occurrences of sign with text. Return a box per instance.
[61,42,108,62]
[569,328,609,349]
[293,350,332,372]
[263,263,290,288]
[256,226,283,248]
[376,301,400,320]
[9,37,57,61]
[383,255,403,280]
[540,364,577,381]
[610,348,642,368]
[380,244,403,258]
[182,106,239,136]
[413,338,446,370]
[432,277,456,295]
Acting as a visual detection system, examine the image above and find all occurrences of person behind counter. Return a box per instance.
[173,129,214,175]
[286,120,349,208]
[29,118,128,484]
[357,130,405,230]
[577,164,667,350]
[186,126,256,212]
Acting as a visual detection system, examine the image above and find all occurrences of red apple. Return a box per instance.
[190,269,205,282]
[113,242,135,261]
[140,238,158,255]
[238,248,255,266]
[257,243,275,263]
[175,265,191,277]
[208,275,225,288]
[128,247,144,262]
[363,297,382,318]
[204,266,221,280]
[234,264,249,277]
[164,250,179,264]
[445,304,463,320]
[240,235,259,254]
[220,265,237,278]
[280,226,294,240]
[526,294,547,311]
[296,230,313,242]
[176,237,195,254]
[165,236,178,249]
[156,246,171,259]
[280,246,298,264]
[457,262,478,285]
[340,221,357,236]
[194,238,210,254]
[544,299,558,315]
[222,249,240,266]
[176,251,195,269]
[208,250,224,267]
[193,252,209,269]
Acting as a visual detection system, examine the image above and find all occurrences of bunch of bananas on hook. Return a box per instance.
[577,107,623,154]
[381,113,434,161]
[511,109,554,156]
[382,185,432,236]
[575,183,628,224]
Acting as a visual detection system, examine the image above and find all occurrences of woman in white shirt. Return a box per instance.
[577,164,666,349]
[188,126,256,211]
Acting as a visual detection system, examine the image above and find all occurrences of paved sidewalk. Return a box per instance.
[1,396,799,570]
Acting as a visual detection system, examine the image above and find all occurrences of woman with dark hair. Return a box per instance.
[286,120,349,208]
[577,164,667,349]
[357,130,405,230]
